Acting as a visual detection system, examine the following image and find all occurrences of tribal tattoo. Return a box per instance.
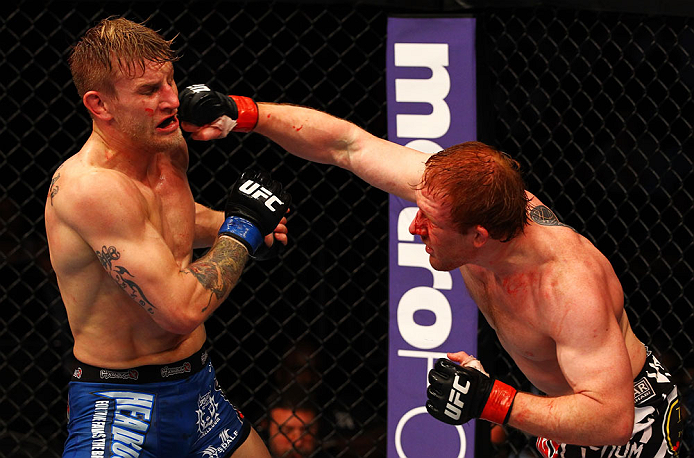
[529,205,577,232]
[184,237,248,312]
[96,245,157,315]
[49,173,60,206]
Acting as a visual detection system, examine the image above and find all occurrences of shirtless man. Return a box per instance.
[180,90,683,457]
[45,18,289,457]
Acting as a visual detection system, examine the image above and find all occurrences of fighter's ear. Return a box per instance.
[471,225,489,248]
[83,90,113,121]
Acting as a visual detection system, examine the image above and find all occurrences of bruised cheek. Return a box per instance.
[144,108,154,115]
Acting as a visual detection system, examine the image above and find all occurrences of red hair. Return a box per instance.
[420,141,530,242]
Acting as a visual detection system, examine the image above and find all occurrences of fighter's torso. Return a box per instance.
[460,222,645,396]
[45,146,203,368]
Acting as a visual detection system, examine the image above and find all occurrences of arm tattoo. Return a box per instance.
[529,205,577,232]
[184,237,248,312]
[96,245,157,315]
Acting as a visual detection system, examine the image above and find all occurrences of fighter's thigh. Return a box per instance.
[227,427,271,458]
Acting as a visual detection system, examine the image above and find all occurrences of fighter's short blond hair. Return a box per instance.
[68,17,178,98]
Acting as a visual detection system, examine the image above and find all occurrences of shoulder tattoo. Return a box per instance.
[528,205,576,232]
[96,245,157,315]
[49,173,60,206]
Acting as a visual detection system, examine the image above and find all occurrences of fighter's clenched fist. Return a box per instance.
[178,84,258,137]
[426,357,517,426]
[219,168,291,256]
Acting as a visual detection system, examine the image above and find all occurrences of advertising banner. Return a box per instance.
[386,17,479,458]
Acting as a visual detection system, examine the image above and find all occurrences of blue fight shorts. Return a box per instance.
[536,349,683,457]
[63,348,250,458]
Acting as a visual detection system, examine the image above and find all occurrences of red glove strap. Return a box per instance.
[229,95,259,132]
[480,380,517,425]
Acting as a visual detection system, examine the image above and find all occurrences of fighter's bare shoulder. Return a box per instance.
[49,159,147,237]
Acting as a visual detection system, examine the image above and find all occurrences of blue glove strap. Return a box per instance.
[219,216,263,254]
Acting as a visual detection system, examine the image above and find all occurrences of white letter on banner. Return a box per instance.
[394,43,451,138]
[397,208,452,290]
[395,406,466,458]
[397,207,419,242]
[404,139,443,154]
[398,242,452,290]
[397,286,452,349]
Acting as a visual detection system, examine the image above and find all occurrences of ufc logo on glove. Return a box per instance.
[445,375,471,421]
[218,168,291,256]
[427,358,517,426]
[185,84,212,94]
[239,180,285,212]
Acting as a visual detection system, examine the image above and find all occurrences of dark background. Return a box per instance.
[1,1,692,456]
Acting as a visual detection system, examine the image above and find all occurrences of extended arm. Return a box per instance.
[253,103,425,202]
[178,85,427,202]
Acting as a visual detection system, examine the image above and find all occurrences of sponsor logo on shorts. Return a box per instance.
[200,428,239,458]
[634,377,656,404]
[92,390,155,458]
[73,367,82,379]
[160,362,192,378]
[99,369,139,381]
[197,390,221,438]
[201,351,208,366]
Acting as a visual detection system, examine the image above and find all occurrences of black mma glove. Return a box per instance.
[252,237,287,261]
[426,358,517,426]
[219,168,291,255]
[178,84,258,132]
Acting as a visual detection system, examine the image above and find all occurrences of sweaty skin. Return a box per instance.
[47,61,226,368]
[47,60,283,458]
[183,102,645,446]
[45,62,287,371]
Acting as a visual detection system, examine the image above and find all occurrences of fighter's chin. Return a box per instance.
[428,254,461,272]
[153,130,186,150]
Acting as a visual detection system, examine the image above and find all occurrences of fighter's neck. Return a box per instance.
[468,228,548,278]
[84,129,184,181]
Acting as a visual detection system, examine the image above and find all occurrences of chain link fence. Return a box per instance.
[1,1,692,457]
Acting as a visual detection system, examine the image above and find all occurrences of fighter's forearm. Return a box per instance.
[507,391,634,446]
[193,203,225,249]
[182,236,248,317]
[253,102,423,201]
[254,102,362,169]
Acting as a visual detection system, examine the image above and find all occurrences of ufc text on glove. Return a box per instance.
[219,169,291,255]
[426,358,517,426]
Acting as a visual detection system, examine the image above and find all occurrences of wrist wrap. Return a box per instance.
[480,380,518,425]
[229,95,258,132]
[219,216,263,254]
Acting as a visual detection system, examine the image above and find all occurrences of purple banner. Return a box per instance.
[386,17,478,458]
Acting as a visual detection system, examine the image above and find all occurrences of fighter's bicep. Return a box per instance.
[55,174,180,311]
[552,288,632,397]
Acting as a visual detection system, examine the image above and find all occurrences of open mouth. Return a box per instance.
[157,115,178,129]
